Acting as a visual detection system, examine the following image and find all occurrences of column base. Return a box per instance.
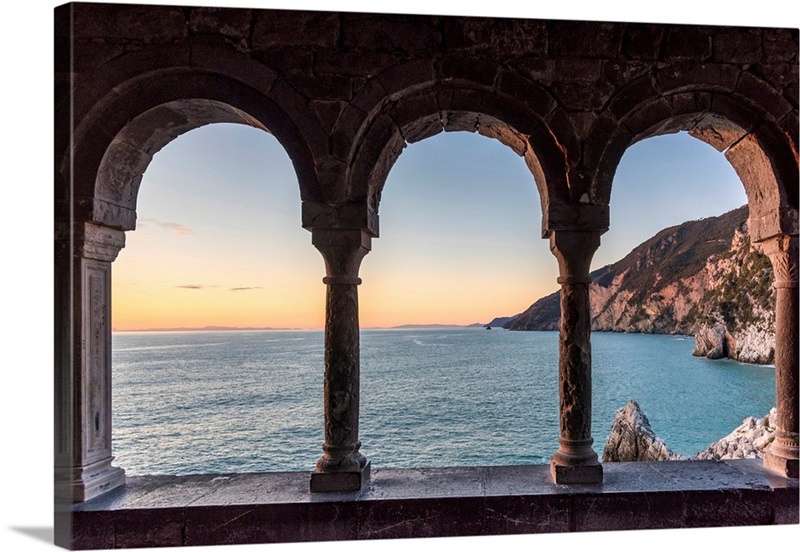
[311,461,371,492]
[55,458,126,502]
[550,460,603,484]
[764,450,799,478]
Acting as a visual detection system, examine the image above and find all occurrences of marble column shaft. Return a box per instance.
[762,234,799,478]
[55,222,127,502]
[310,228,371,491]
[549,230,603,484]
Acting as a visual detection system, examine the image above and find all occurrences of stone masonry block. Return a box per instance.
[657,62,740,94]
[253,46,314,77]
[497,70,555,115]
[437,55,499,88]
[189,7,252,40]
[315,51,400,78]
[311,100,346,135]
[764,29,799,64]
[549,21,623,59]
[553,59,604,82]
[377,60,436,100]
[331,106,367,160]
[386,93,440,130]
[714,29,763,64]
[619,96,676,140]
[291,73,354,101]
[622,24,665,60]
[607,75,659,120]
[514,59,555,86]
[402,115,443,144]
[545,109,580,158]
[72,4,187,42]
[342,14,441,53]
[662,27,712,61]
[450,18,547,56]
[553,81,613,111]
[736,71,793,121]
[350,78,389,113]
[253,10,339,49]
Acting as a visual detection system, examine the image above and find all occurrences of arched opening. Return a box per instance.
[588,83,797,473]
[111,122,325,475]
[357,129,559,467]
[594,131,776,458]
[56,93,329,499]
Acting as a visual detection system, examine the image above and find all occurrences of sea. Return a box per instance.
[111,328,776,476]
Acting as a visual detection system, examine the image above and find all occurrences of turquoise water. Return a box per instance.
[111,329,775,476]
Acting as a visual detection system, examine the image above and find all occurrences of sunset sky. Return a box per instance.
[112,124,747,331]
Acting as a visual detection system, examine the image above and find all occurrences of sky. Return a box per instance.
[112,124,747,330]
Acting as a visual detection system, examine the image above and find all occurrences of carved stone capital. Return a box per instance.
[78,222,126,262]
[758,234,798,288]
[549,230,602,281]
[312,228,371,283]
[302,201,379,237]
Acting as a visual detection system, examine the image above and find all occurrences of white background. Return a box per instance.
[2,1,798,551]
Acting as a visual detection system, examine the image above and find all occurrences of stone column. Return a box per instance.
[310,228,371,492]
[549,230,603,484]
[761,234,799,478]
[55,222,127,502]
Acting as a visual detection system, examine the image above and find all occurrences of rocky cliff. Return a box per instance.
[602,400,778,462]
[507,206,776,364]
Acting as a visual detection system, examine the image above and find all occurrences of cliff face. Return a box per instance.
[507,207,776,364]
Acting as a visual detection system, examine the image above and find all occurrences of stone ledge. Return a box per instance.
[62,460,798,549]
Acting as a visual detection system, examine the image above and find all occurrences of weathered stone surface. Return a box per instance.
[603,400,685,462]
[622,24,665,60]
[341,14,440,53]
[72,4,187,41]
[58,6,799,521]
[311,230,372,489]
[714,29,763,64]
[695,409,778,460]
[549,21,623,59]
[189,7,252,40]
[252,11,339,48]
[448,18,547,55]
[549,231,604,483]
[662,27,712,60]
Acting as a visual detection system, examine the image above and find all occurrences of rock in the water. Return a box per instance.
[602,400,685,462]
[693,408,777,460]
[693,322,729,359]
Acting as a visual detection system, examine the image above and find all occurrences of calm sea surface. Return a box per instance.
[112,329,775,476]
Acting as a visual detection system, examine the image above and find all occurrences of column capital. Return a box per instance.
[549,229,602,281]
[757,234,798,289]
[78,222,126,262]
[312,228,371,283]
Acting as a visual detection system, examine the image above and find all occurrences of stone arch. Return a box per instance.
[346,84,576,234]
[588,67,798,241]
[321,61,579,234]
[62,54,329,232]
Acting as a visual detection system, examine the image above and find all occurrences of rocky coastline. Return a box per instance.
[602,400,777,462]
[504,207,776,365]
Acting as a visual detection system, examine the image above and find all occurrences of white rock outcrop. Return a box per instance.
[692,408,778,460]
